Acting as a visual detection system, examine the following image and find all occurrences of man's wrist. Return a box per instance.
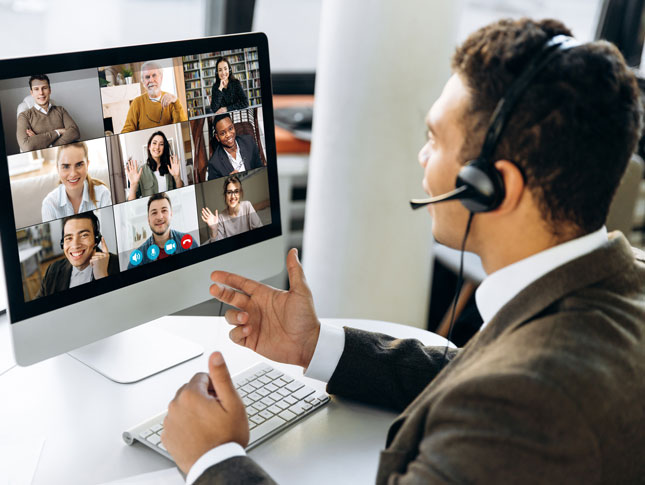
[185,442,246,485]
[303,322,345,382]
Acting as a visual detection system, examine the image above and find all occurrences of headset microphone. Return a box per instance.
[409,185,471,209]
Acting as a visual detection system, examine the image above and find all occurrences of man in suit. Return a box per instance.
[38,212,119,297]
[206,113,263,180]
[161,18,645,484]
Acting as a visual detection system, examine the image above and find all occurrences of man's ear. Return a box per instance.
[493,160,525,213]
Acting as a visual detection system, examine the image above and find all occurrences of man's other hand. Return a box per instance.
[160,93,178,109]
[162,352,249,474]
[210,248,321,369]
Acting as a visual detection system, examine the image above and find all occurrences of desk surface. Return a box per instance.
[0,315,450,485]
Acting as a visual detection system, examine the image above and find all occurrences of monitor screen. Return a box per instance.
[0,33,283,368]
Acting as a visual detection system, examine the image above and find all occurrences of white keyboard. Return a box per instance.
[123,362,330,460]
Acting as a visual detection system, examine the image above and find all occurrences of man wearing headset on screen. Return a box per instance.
[38,212,119,297]
[162,19,645,484]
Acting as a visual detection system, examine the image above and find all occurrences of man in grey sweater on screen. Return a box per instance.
[16,74,80,153]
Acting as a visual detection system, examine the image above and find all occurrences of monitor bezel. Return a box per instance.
[0,32,281,323]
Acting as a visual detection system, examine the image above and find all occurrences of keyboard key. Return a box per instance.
[265,383,278,392]
[249,380,264,389]
[274,378,288,388]
[281,375,294,383]
[268,405,282,414]
[286,381,304,392]
[237,390,247,398]
[293,387,315,400]
[247,407,258,416]
[249,422,257,430]
[290,402,307,415]
[302,402,313,411]
[146,434,162,445]
[237,378,249,386]
[277,388,291,397]
[304,396,317,403]
[275,400,290,410]
[260,397,275,406]
[269,392,282,401]
[261,365,273,373]
[315,393,330,403]
[251,415,265,425]
[150,424,163,433]
[250,416,286,443]
[283,396,297,405]
[247,392,262,401]
[255,371,266,377]
[259,410,273,420]
[309,398,321,406]
[242,397,253,407]
[258,376,271,385]
[252,402,267,411]
[278,409,297,421]
[257,388,270,397]
[241,384,255,394]
[267,369,283,380]
[139,429,154,439]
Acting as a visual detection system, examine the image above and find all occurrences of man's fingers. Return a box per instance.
[210,282,251,309]
[286,248,308,291]
[100,237,107,253]
[211,271,258,297]
[207,352,237,407]
[224,309,248,326]
[228,325,248,346]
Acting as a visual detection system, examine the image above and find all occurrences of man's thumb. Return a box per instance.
[286,248,307,290]
[208,352,236,405]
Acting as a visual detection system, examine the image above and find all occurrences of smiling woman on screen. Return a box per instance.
[201,175,262,242]
[41,142,112,222]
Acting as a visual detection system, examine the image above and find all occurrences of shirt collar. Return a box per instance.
[475,226,608,328]
[34,102,52,114]
[57,180,90,208]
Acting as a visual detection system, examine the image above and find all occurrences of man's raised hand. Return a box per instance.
[210,248,320,369]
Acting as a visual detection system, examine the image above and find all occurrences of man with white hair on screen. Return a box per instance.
[121,60,187,133]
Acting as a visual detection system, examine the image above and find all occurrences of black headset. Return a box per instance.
[60,212,102,250]
[410,35,581,213]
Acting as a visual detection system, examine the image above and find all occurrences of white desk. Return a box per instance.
[0,315,451,485]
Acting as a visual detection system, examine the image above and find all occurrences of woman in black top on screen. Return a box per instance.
[210,57,249,114]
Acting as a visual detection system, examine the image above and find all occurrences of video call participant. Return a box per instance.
[206,114,262,180]
[126,131,184,200]
[41,142,112,222]
[162,19,645,483]
[121,61,187,133]
[128,192,198,269]
[200,175,262,242]
[37,212,119,297]
[209,57,249,114]
[16,74,80,153]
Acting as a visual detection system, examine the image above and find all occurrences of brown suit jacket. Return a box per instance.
[197,233,645,484]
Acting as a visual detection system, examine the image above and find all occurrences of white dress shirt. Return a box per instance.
[224,140,245,173]
[185,226,609,483]
[41,180,112,222]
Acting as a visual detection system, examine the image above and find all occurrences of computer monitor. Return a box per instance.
[0,32,283,382]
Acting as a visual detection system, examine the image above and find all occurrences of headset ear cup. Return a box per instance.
[456,159,505,213]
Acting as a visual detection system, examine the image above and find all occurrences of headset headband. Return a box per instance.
[479,35,581,162]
